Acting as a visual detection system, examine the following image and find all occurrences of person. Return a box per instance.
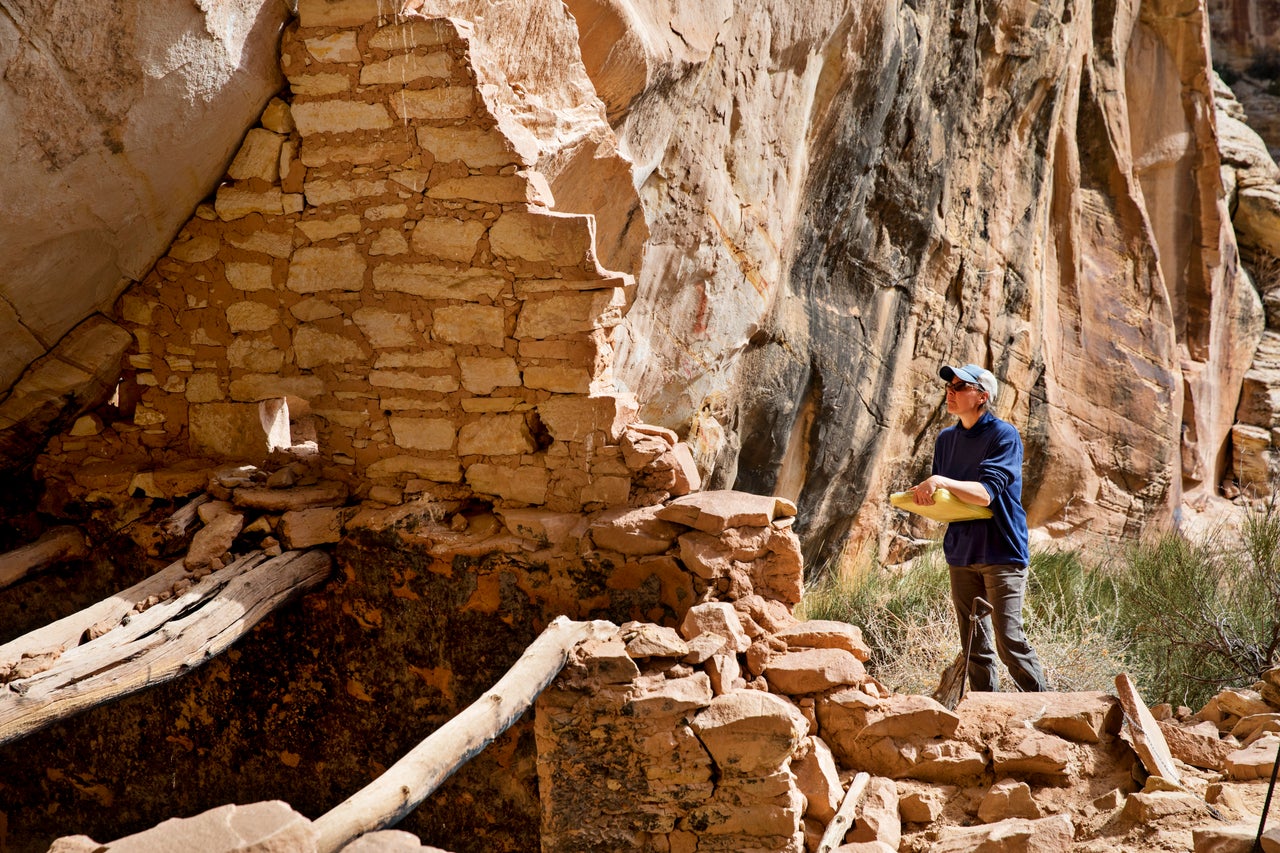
[910,363,1047,693]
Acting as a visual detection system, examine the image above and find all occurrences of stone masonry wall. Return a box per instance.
[107,1,657,514]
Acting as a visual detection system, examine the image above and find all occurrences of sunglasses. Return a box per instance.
[945,381,977,393]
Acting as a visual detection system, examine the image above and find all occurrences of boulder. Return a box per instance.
[931,814,1074,853]
[689,690,808,775]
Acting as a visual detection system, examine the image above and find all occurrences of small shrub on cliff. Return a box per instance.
[1113,498,1280,709]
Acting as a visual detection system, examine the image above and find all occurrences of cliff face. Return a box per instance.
[1,0,1278,570]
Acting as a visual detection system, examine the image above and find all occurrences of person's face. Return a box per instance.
[945,378,988,417]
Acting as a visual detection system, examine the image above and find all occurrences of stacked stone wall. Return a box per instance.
[105,1,652,514]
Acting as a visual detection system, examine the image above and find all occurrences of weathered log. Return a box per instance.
[158,494,212,554]
[0,526,89,591]
[0,549,332,747]
[312,616,617,853]
[816,771,871,853]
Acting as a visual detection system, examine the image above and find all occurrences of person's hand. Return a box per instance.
[911,476,945,505]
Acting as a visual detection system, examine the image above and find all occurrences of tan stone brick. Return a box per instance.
[489,209,594,265]
[366,204,408,221]
[299,139,415,167]
[367,455,462,483]
[228,129,284,183]
[466,463,548,504]
[296,0,389,27]
[352,307,418,348]
[228,229,294,258]
[189,402,270,460]
[581,475,631,506]
[287,72,352,97]
[225,301,279,332]
[458,356,521,394]
[370,229,409,256]
[372,263,504,301]
[461,398,521,413]
[391,87,474,121]
[373,350,455,369]
[283,193,304,214]
[280,507,345,547]
[291,100,393,135]
[515,275,631,295]
[297,214,362,242]
[294,325,366,368]
[312,407,371,429]
[369,371,459,392]
[539,394,636,442]
[287,245,366,293]
[523,364,592,393]
[433,305,506,346]
[169,234,220,263]
[229,374,327,403]
[215,186,284,220]
[389,416,456,451]
[261,98,295,134]
[120,295,155,325]
[427,176,545,204]
[228,337,285,372]
[368,19,456,50]
[226,262,275,292]
[416,126,525,168]
[457,414,534,456]
[305,31,360,63]
[303,177,391,206]
[185,373,224,403]
[410,218,487,263]
[290,298,343,321]
[379,396,450,412]
[515,288,627,338]
[360,52,452,85]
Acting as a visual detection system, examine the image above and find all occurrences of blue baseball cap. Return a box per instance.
[940,363,998,401]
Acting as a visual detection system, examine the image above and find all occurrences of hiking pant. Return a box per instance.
[949,562,1047,692]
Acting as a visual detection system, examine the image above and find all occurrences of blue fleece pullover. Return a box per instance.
[931,410,1030,568]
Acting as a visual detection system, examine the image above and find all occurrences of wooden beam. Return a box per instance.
[816,771,871,853]
[0,549,332,747]
[312,616,616,853]
[0,526,89,591]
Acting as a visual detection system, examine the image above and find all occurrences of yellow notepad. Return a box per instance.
[890,488,994,522]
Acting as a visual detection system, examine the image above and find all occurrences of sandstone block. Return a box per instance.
[625,672,713,718]
[589,505,683,555]
[1121,790,1206,822]
[764,648,865,696]
[1224,733,1280,780]
[495,508,587,547]
[706,652,744,695]
[431,305,506,346]
[819,689,960,741]
[690,691,808,775]
[897,781,954,823]
[293,326,366,368]
[622,622,689,658]
[360,52,451,85]
[579,474,630,507]
[1193,823,1264,853]
[296,0,388,27]
[225,301,278,332]
[669,442,702,495]
[410,217,488,263]
[280,507,344,548]
[297,215,362,242]
[370,371,459,393]
[932,814,1074,853]
[466,463,548,504]
[538,394,636,443]
[657,490,798,534]
[366,455,461,483]
[303,177,390,206]
[846,776,901,850]
[416,126,524,168]
[292,100,393,136]
[368,19,456,50]
[428,175,547,205]
[1217,688,1273,719]
[515,288,627,339]
[233,482,348,513]
[299,139,415,168]
[352,307,418,348]
[775,620,872,661]
[990,729,1072,779]
[47,801,318,851]
[680,602,751,653]
[391,87,474,120]
[977,779,1041,823]
[388,416,456,451]
[229,228,294,258]
[458,356,521,394]
[1116,672,1182,784]
[457,414,535,456]
[228,128,284,183]
[489,208,595,265]
[229,374,326,404]
[792,737,842,823]
[1159,719,1236,770]
[304,31,360,63]
[372,263,504,301]
[189,402,270,461]
[287,245,365,293]
[186,511,244,570]
[226,262,275,292]
[215,186,284,219]
[169,233,220,263]
[370,229,408,256]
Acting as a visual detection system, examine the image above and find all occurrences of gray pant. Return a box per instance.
[949,562,1047,692]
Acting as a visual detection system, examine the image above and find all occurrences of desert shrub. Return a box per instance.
[800,547,1128,696]
[1112,499,1280,709]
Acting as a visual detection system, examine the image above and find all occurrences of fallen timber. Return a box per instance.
[0,525,89,591]
[0,548,332,747]
[313,616,616,853]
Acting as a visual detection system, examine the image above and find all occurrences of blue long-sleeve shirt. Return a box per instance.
[931,411,1030,567]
